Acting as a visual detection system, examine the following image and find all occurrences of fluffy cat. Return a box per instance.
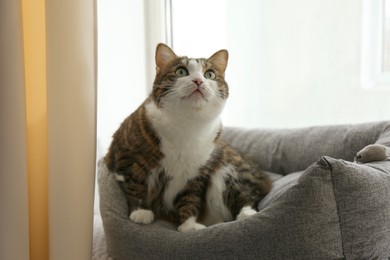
[105,43,271,232]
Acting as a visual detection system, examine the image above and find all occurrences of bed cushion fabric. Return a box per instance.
[327,157,390,259]
[98,121,390,259]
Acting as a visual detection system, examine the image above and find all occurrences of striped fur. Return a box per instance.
[105,44,271,232]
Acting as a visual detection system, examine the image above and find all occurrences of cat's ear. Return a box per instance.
[207,50,228,74]
[155,43,177,73]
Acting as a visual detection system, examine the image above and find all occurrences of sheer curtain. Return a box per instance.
[0,0,96,259]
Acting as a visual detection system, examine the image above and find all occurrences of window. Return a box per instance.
[362,0,390,88]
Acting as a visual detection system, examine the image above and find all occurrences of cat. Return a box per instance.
[105,43,271,232]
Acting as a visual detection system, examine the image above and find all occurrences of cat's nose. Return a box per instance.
[192,78,203,87]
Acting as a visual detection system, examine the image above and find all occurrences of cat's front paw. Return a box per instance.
[237,206,257,221]
[130,209,154,224]
[177,217,206,232]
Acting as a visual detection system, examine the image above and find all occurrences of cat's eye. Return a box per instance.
[204,70,216,80]
[175,67,189,77]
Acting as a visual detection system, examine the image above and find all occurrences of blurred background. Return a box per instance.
[97,0,390,158]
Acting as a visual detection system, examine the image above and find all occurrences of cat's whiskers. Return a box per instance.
[156,90,172,103]
[161,90,182,108]
[214,89,228,100]
[156,86,180,106]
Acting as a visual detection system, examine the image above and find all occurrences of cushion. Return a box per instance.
[98,121,390,259]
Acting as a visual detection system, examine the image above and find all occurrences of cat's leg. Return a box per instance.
[236,206,257,220]
[177,216,206,232]
[224,168,271,221]
[174,176,209,232]
[119,180,155,225]
[130,208,154,224]
[224,178,258,221]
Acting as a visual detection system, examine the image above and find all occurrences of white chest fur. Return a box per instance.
[160,137,214,209]
[145,101,221,209]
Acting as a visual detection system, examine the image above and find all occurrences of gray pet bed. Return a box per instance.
[98,121,390,259]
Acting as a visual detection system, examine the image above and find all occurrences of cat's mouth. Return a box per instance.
[192,89,204,97]
[185,88,208,101]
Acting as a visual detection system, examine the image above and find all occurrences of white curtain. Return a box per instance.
[46,0,96,259]
[0,0,97,259]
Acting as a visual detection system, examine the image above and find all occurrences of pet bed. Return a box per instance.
[96,121,390,259]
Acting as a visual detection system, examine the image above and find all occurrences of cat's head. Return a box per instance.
[152,43,229,116]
